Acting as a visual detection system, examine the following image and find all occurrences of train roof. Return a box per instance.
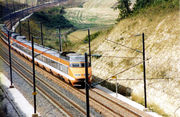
[15,37,85,62]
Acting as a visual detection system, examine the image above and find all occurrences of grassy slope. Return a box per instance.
[75,1,180,116]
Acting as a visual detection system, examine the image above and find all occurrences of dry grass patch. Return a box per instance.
[87,4,180,116]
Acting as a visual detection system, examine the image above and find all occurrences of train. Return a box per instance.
[0,24,92,87]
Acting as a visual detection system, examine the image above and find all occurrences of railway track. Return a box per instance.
[2,0,67,29]
[0,36,152,116]
[0,40,87,117]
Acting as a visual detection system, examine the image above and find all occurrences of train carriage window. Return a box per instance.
[60,64,62,71]
[57,63,60,70]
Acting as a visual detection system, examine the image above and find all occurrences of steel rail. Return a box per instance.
[89,88,151,117]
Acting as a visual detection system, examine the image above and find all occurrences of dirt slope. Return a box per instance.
[76,4,180,116]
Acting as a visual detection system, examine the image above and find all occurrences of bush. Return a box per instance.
[115,0,132,20]
[32,11,73,29]
[133,0,176,11]
[83,31,101,43]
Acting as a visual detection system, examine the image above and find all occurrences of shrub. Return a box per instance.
[32,11,73,29]
[115,0,132,21]
[83,31,101,43]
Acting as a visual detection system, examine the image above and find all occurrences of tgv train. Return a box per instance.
[0,24,92,86]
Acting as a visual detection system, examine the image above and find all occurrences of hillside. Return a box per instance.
[75,1,180,116]
[1,0,179,116]
[17,0,119,52]
[64,0,119,29]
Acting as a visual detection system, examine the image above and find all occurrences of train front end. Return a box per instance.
[67,53,92,87]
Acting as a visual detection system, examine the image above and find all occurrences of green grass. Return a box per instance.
[64,10,110,29]
[132,0,179,17]
[64,0,118,29]
[31,10,73,29]
[83,31,101,43]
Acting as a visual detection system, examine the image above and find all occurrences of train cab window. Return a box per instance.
[80,63,90,67]
[70,63,90,67]
[81,63,85,67]
[70,63,80,67]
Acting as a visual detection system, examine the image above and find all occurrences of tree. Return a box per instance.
[60,7,65,14]
[133,0,151,10]
[115,0,132,20]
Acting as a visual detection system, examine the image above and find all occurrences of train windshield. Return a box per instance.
[69,56,85,62]
[70,63,90,67]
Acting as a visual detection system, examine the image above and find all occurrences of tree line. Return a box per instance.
[115,0,172,21]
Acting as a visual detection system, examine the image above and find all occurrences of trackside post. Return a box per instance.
[40,23,43,46]
[58,27,62,52]
[85,53,90,117]
[31,36,38,116]
[10,14,12,30]
[88,29,91,66]
[8,31,14,88]
[142,33,147,108]
[19,19,21,35]
[28,20,31,41]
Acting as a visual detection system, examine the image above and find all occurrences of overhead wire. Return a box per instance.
[92,58,151,86]
[105,38,142,53]
[92,55,142,59]
[108,77,173,81]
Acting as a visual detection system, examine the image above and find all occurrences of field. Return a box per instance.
[64,0,119,50]
[64,0,119,29]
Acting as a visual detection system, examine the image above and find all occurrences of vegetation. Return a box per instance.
[32,8,73,29]
[115,0,132,20]
[115,0,179,20]
[83,31,101,43]
[87,0,179,116]
[64,0,118,29]
[131,93,169,116]
[15,6,76,51]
